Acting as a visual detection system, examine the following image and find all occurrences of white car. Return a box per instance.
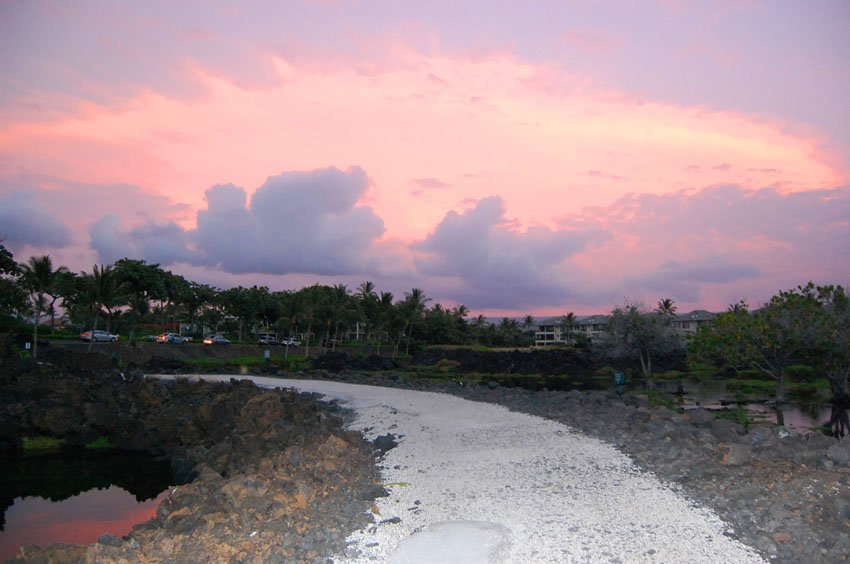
[80,330,118,342]
[203,335,231,345]
[281,337,301,346]
[156,333,186,344]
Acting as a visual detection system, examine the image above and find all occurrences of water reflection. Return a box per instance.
[654,378,834,431]
[0,486,166,561]
[830,392,850,438]
[0,450,183,560]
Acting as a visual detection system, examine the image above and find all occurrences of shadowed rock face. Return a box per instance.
[0,354,382,562]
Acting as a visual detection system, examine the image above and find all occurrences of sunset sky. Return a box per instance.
[2,0,848,315]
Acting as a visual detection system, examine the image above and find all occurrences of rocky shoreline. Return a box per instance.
[304,370,850,563]
[3,350,849,563]
[1,357,384,563]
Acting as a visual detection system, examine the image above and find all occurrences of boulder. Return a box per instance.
[826,437,850,465]
[683,408,716,426]
[720,443,752,466]
[710,419,745,443]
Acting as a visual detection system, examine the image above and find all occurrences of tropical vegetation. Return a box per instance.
[2,244,848,435]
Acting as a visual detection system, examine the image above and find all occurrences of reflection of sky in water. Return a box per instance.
[728,403,831,430]
[657,378,834,430]
[0,486,164,561]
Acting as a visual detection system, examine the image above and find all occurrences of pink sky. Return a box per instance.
[1,1,848,315]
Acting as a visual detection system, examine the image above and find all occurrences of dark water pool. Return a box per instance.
[653,378,834,431]
[0,450,182,560]
[0,486,166,560]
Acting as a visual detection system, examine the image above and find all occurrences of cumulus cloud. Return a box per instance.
[89,166,386,276]
[413,196,601,308]
[90,214,196,266]
[0,192,73,249]
[194,167,384,274]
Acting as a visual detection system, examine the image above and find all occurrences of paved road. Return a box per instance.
[152,375,765,563]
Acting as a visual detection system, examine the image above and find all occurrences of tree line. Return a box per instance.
[3,245,848,425]
[0,247,543,359]
[691,283,850,429]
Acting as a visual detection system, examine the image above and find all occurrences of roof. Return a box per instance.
[674,310,717,321]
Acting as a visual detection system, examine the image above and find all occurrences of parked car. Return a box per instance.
[156,333,186,344]
[80,329,118,342]
[203,335,231,345]
[281,337,301,346]
[258,335,278,345]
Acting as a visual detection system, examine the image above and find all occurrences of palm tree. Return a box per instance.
[657,298,677,316]
[90,264,126,333]
[356,281,376,300]
[401,288,431,355]
[327,283,356,351]
[498,317,521,346]
[523,314,536,334]
[298,285,324,359]
[356,281,377,342]
[559,312,576,346]
[20,255,68,359]
[449,305,470,344]
[471,314,488,344]
[727,300,748,314]
[374,291,395,356]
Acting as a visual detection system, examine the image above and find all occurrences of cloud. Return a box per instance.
[413,196,601,308]
[2,47,841,253]
[627,259,761,302]
[89,214,196,266]
[0,192,73,249]
[413,177,450,189]
[411,177,451,197]
[89,166,386,276]
[561,183,850,308]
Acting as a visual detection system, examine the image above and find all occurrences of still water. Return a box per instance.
[0,486,166,561]
[0,449,180,561]
[655,378,833,431]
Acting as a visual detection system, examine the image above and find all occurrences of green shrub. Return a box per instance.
[23,436,66,452]
[726,379,776,396]
[785,364,816,382]
[736,368,772,381]
[714,406,750,431]
[85,436,116,450]
[656,370,685,380]
[435,359,461,373]
[642,388,677,410]
[278,355,311,371]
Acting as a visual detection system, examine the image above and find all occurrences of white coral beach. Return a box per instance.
[158,375,765,563]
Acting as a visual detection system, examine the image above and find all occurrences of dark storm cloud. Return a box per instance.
[413,196,601,308]
[90,214,196,266]
[0,192,73,248]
